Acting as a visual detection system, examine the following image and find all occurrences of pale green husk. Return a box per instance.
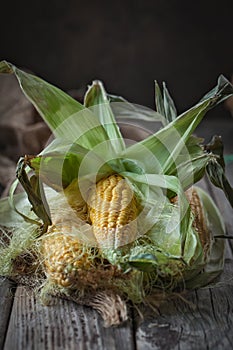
[0,61,232,312]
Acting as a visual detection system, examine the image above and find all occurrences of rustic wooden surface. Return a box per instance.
[3,287,135,350]
[0,75,233,350]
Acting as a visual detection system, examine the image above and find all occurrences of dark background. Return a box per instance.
[1,0,233,131]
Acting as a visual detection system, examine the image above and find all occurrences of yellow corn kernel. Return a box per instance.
[63,179,88,222]
[41,226,90,289]
[88,174,138,249]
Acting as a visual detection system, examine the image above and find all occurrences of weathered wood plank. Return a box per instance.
[135,280,233,350]
[135,265,233,350]
[0,278,16,349]
[135,175,233,350]
[4,286,135,350]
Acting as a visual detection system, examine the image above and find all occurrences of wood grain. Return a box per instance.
[4,287,135,350]
[0,278,16,349]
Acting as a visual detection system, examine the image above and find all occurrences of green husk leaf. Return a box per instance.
[123,100,209,175]
[204,135,233,208]
[206,159,233,207]
[155,81,177,124]
[120,172,190,256]
[16,158,52,231]
[0,61,111,151]
[162,81,177,122]
[0,61,83,132]
[28,139,114,190]
[173,153,209,190]
[107,93,131,104]
[0,186,61,276]
[84,80,125,154]
[200,74,233,105]
[164,135,210,189]
[8,177,41,226]
[111,101,165,124]
[0,192,32,228]
[129,253,158,272]
[107,92,166,124]
[124,75,233,177]
[146,206,198,266]
[204,135,225,168]
[155,81,165,120]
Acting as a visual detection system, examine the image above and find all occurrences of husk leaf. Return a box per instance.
[84,80,125,154]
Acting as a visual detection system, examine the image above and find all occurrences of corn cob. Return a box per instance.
[88,174,138,249]
[41,225,127,290]
[41,226,91,288]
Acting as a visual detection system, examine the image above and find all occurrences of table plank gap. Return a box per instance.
[0,278,16,350]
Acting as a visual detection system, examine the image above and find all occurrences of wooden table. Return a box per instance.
[0,168,233,350]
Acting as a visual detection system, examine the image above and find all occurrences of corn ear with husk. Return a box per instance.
[0,60,232,325]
